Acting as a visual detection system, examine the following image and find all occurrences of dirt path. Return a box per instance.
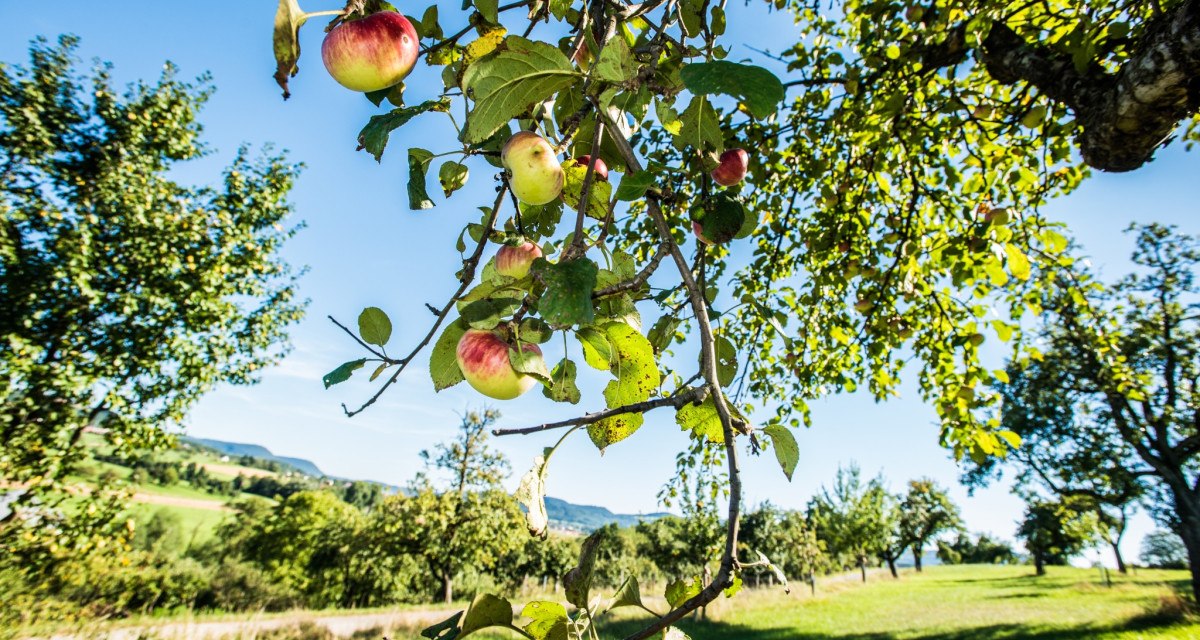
[131,492,232,511]
[39,608,455,640]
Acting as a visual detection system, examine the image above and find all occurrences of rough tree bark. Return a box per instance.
[979,1,1200,172]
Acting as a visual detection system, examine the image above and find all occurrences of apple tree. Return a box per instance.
[0,36,304,558]
[269,0,1200,635]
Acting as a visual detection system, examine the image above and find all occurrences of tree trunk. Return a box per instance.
[1109,538,1128,574]
[1168,484,1200,604]
[1034,553,1045,577]
[886,555,898,579]
[442,571,453,604]
[913,543,924,572]
[860,559,867,583]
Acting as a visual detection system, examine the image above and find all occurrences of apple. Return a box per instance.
[710,148,749,187]
[456,329,544,400]
[495,242,543,279]
[574,155,609,181]
[984,207,1011,226]
[502,132,564,205]
[322,12,419,92]
[692,221,717,246]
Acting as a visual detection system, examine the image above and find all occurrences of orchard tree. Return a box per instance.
[980,225,1200,595]
[1141,530,1188,570]
[265,0,1200,635]
[807,463,891,582]
[382,409,524,603]
[898,479,963,571]
[1016,497,1099,576]
[0,36,304,548]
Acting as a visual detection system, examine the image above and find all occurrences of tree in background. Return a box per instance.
[962,348,1144,574]
[740,503,828,590]
[985,225,1200,596]
[899,480,964,572]
[936,532,1017,565]
[231,491,361,602]
[1141,530,1188,570]
[1016,498,1100,576]
[808,463,891,582]
[0,36,304,553]
[382,410,523,603]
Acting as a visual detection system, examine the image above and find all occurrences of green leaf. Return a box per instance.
[475,0,499,24]
[676,396,724,443]
[755,550,790,593]
[615,171,654,201]
[459,296,522,330]
[690,191,745,245]
[358,307,392,346]
[724,573,743,598]
[677,0,703,37]
[272,0,307,99]
[430,320,468,391]
[1006,244,1031,281]
[543,358,581,404]
[564,532,602,608]
[561,161,612,219]
[607,575,645,611]
[665,577,701,609]
[533,257,598,328]
[519,317,554,343]
[360,99,451,162]
[596,35,634,84]
[462,36,580,143]
[421,611,463,640]
[323,359,366,389]
[764,424,799,481]
[576,327,614,370]
[408,148,436,210]
[679,61,785,119]
[590,322,660,449]
[672,95,723,153]
[714,335,737,386]
[656,99,682,136]
[521,601,568,640]
[647,315,681,353]
[514,454,549,537]
[459,593,514,637]
[439,161,470,197]
[997,429,1022,449]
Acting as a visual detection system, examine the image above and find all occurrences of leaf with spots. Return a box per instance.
[589,322,660,449]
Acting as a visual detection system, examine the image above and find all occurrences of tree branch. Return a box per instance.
[339,184,507,416]
[492,386,706,436]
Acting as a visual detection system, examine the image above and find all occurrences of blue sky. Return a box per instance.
[3,1,1196,563]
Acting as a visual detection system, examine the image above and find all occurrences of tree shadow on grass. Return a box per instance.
[598,613,1193,640]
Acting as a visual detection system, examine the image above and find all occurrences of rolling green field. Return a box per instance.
[593,565,1200,640]
[424,565,1200,640]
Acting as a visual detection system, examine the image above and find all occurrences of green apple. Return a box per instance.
[502,132,563,205]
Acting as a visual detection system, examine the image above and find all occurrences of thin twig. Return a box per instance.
[338,184,507,417]
[593,239,670,298]
[493,386,706,436]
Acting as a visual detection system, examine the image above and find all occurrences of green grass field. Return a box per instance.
[591,565,1200,640]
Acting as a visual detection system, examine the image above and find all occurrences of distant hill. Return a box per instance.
[182,437,325,478]
[544,496,669,532]
[180,436,664,532]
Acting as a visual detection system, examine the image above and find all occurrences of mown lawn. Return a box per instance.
[590,564,1200,640]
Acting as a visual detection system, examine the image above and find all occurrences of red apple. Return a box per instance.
[574,155,609,181]
[710,148,748,187]
[322,12,419,93]
[495,242,543,279]
[693,221,717,246]
[456,329,543,400]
